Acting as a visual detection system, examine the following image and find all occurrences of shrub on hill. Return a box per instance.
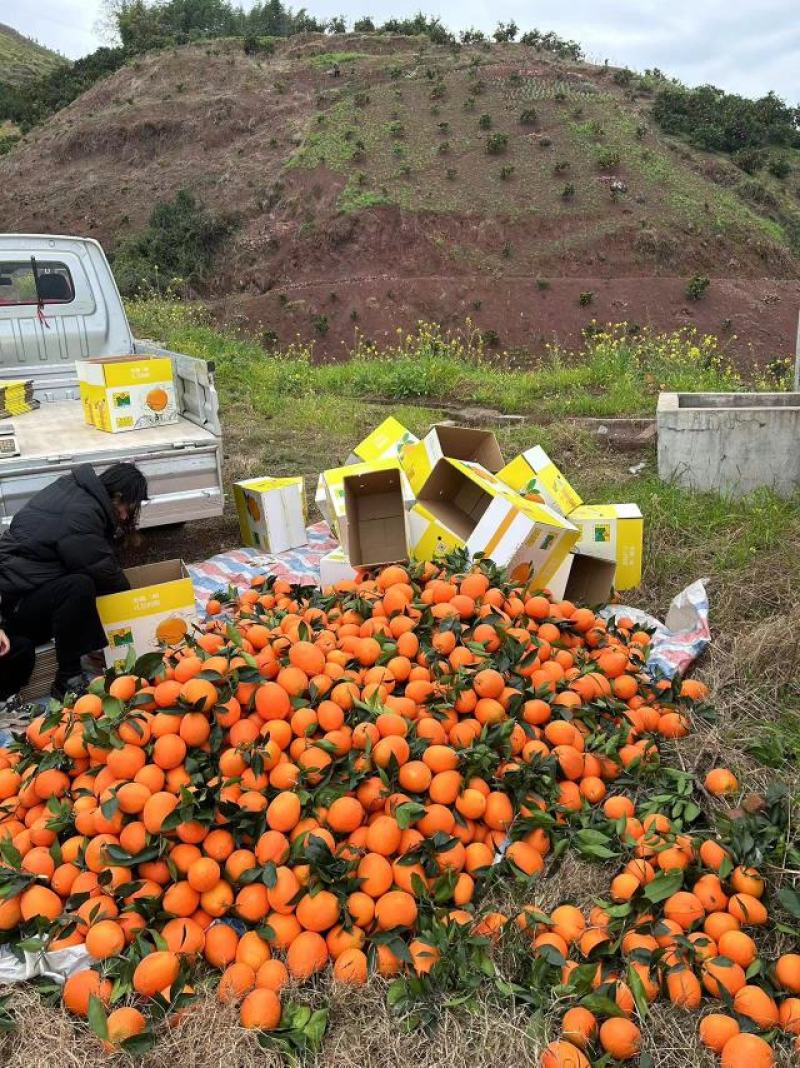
[112,190,235,296]
[653,84,800,156]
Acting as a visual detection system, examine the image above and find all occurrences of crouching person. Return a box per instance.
[0,463,148,700]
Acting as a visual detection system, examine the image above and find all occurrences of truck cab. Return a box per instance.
[0,234,223,527]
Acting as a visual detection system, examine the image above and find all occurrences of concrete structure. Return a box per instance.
[657,392,800,498]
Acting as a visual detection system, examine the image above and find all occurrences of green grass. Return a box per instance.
[307,51,372,70]
[0,23,62,85]
[128,299,780,419]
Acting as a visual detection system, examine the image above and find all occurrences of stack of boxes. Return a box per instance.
[0,379,38,419]
[230,416,644,600]
[104,417,644,671]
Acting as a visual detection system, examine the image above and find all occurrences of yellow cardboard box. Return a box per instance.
[233,476,307,552]
[319,459,414,550]
[96,560,196,668]
[402,424,504,495]
[346,416,419,465]
[498,445,583,516]
[76,356,178,433]
[568,503,643,590]
[409,459,578,586]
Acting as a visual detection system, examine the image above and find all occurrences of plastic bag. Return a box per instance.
[601,579,710,679]
[0,943,93,984]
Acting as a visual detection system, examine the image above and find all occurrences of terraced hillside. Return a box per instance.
[0,32,798,360]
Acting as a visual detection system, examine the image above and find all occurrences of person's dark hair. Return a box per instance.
[99,463,148,532]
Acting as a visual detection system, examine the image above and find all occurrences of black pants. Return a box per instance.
[6,574,106,683]
[0,634,35,700]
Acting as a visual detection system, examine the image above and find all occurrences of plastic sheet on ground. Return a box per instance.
[601,579,710,679]
[0,943,93,985]
[188,522,337,610]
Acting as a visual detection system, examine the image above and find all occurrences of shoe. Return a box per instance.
[0,694,34,731]
[51,673,92,702]
[81,651,107,677]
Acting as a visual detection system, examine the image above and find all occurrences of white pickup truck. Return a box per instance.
[0,234,223,527]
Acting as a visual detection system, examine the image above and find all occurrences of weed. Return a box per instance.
[519,108,537,126]
[553,160,570,175]
[486,132,508,155]
[686,275,711,301]
[561,182,576,199]
[768,155,791,179]
[596,147,621,170]
[537,278,550,290]
[501,241,513,258]
[446,167,457,180]
[464,96,476,111]
[578,291,594,306]
[437,141,450,155]
[388,120,405,138]
[478,113,492,130]
[313,314,329,335]
[499,165,515,180]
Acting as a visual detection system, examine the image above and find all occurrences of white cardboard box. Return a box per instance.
[233,476,307,552]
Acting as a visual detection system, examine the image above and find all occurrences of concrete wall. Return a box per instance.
[657,393,800,498]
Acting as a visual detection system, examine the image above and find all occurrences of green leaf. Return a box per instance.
[302,1007,329,1048]
[777,887,800,920]
[627,962,650,1018]
[579,993,624,1017]
[87,994,108,1040]
[133,651,166,679]
[394,802,426,830]
[643,870,684,904]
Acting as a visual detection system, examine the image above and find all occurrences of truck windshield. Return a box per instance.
[0,261,75,305]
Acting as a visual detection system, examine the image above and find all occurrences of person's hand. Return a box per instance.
[0,629,9,657]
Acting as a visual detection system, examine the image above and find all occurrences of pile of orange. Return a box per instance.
[0,559,795,1063]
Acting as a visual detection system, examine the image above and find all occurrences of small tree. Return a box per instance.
[686,275,710,301]
[493,20,518,42]
[486,133,508,155]
[327,15,347,33]
[353,16,375,32]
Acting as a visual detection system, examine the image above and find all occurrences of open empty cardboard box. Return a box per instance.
[343,467,410,568]
[547,552,618,604]
[403,424,504,494]
[416,456,492,540]
[411,459,578,585]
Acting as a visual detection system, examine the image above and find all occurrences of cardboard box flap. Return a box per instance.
[431,424,504,471]
[123,560,188,588]
[343,468,409,568]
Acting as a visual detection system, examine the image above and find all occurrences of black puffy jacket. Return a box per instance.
[0,464,129,601]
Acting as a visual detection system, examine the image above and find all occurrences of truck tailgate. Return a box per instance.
[0,401,223,527]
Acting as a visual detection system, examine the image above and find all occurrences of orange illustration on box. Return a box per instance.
[155,616,189,645]
[146,387,169,412]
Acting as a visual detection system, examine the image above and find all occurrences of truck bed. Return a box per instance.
[11,400,216,458]
[0,400,223,528]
